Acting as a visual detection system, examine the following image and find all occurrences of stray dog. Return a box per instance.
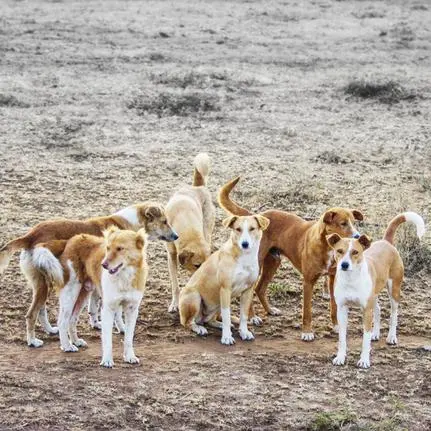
[327,212,425,368]
[179,214,270,344]
[165,153,215,312]
[218,177,363,341]
[0,202,176,347]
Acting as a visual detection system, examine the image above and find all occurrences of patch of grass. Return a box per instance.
[344,80,417,104]
[0,94,29,108]
[127,91,221,117]
[313,150,351,165]
[308,409,358,431]
[268,282,297,300]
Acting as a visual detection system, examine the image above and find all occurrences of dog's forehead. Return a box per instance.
[333,209,351,221]
[235,216,257,229]
[108,232,135,246]
[337,238,351,249]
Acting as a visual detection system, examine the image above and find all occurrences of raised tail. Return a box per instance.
[192,153,211,187]
[32,241,66,288]
[217,176,252,216]
[0,236,29,275]
[384,212,425,245]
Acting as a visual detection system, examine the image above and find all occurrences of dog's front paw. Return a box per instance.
[47,326,59,335]
[386,334,398,345]
[100,358,114,368]
[28,337,44,348]
[221,335,236,345]
[73,338,88,348]
[249,315,263,326]
[168,302,179,313]
[61,344,79,353]
[239,329,255,341]
[124,354,140,364]
[332,354,346,366]
[301,332,315,342]
[371,332,380,341]
[268,307,281,316]
[357,356,371,369]
[90,321,102,330]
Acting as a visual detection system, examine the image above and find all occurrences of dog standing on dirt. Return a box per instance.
[0,202,177,347]
[165,153,215,312]
[179,214,270,345]
[327,212,425,368]
[218,177,363,341]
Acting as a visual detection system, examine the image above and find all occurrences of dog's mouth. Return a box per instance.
[108,263,123,275]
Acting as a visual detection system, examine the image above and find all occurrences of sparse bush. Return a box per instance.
[313,150,351,165]
[0,94,29,108]
[344,80,417,104]
[308,410,358,431]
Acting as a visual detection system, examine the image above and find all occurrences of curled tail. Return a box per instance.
[0,236,30,275]
[217,176,252,216]
[193,153,211,187]
[384,212,425,245]
[32,242,66,288]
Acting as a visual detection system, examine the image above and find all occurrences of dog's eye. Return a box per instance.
[236,228,242,233]
[336,249,344,254]
[351,250,359,256]
[249,227,255,232]
[164,220,168,225]
[116,247,124,252]
[107,247,111,252]
[341,222,348,227]
[194,264,201,269]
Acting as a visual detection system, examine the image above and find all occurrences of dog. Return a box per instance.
[179,214,270,345]
[165,153,215,312]
[327,212,425,368]
[0,202,176,347]
[218,177,364,341]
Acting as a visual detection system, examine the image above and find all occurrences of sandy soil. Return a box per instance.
[1,0,430,429]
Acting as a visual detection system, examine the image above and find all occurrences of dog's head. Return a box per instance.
[178,240,211,273]
[101,226,146,275]
[136,202,178,242]
[320,207,363,239]
[326,233,371,272]
[222,214,270,252]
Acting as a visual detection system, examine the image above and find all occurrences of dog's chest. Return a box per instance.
[102,268,142,305]
[334,271,373,308]
[231,254,259,297]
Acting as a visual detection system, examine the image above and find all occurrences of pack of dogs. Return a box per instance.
[0,153,426,369]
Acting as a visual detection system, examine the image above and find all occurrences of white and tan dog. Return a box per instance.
[179,214,270,345]
[165,153,215,312]
[327,212,425,368]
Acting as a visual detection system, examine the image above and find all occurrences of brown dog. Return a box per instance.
[0,202,176,347]
[218,177,364,341]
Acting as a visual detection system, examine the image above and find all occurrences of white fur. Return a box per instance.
[32,247,64,287]
[220,307,235,345]
[115,206,140,227]
[358,331,372,368]
[371,301,381,341]
[404,212,425,238]
[194,152,211,183]
[333,305,348,366]
[386,279,398,345]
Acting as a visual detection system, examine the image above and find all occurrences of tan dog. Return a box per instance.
[0,202,176,347]
[218,177,363,341]
[328,212,424,368]
[165,153,215,312]
[179,214,270,345]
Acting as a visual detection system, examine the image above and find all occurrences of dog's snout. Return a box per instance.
[241,241,249,249]
[341,261,349,271]
[352,232,360,239]
[171,232,179,241]
[101,261,109,269]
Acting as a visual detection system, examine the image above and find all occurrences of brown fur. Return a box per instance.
[218,176,364,339]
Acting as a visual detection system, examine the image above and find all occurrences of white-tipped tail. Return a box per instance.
[0,249,13,275]
[193,153,211,186]
[32,247,64,287]
[404,212,426,239]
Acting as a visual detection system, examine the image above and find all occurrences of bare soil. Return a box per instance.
[1,0,430,430]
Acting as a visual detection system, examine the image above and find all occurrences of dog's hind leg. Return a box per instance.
[180,291,207,336]
[88,289,102,330]
[69,288,90,348]
[167,243,180,313]
[371,300,381,341]
[114,306,126,334]
[386,276,402,345]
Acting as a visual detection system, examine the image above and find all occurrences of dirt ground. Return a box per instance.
[1,0,431,429]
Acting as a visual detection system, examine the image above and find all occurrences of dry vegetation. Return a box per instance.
[1,0,431,430]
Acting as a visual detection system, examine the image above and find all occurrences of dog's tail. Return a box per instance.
[217,176,252,216]
[193,153,211,187]
[0,236,30,276]
[32,242,66,288]
[384,212,425,245]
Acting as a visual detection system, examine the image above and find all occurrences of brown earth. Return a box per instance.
[1,0,431,429]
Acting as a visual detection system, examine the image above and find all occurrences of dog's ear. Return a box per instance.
[222,215,238,229]
[326,233,341,248]
[351,209,364,221]
[357,234,371,250]
[254,215,270,231]
[323,210,337,224]
[143,205,163,222]
[136,230,146,250]
[178,251,193,266]
[103,225,119,239]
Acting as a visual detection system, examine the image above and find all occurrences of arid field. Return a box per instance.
[0,0,430,429]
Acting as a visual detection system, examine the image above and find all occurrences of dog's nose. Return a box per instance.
[101,261,109,269]
[241,241,249,249]
[352,232,360,239]
[171,233,179,241]
[341,261,349,271]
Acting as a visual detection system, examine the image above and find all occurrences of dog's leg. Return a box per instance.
[328,272,338,331]
[239,288,254,341]
[100,304,115,368]
[68,289,89,348]
[357,306,373,368]
[167,243,180,313]
[301,276,319,341]
[38,305,59,336]
[58,280,81,352]
[123,300,141,364]
[371,300,381,341]
[88,289,101,330]
[333,305,348,366]
[386,278,400,345]
[255,253,282,317]
[180,291,207,335]
[114,306,126,334]
[220,286,234,345]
